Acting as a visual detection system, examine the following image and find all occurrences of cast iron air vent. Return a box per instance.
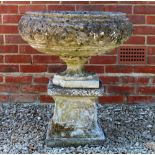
[118,47,146,64]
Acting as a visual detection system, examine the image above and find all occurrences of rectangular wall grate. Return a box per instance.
[118,47,146,64]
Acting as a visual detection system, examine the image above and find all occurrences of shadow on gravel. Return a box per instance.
[0,103,155,154]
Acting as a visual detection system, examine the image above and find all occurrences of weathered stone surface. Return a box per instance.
[52,97,97,133]
[18,11,132,73]
[48,80,104,96]
[19,11,132,56]
[18,11,133,147]
[46,96,105,147]
[53,73,100,88]
[46,137,105,147]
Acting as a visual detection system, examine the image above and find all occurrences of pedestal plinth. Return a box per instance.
[46,80,105,147]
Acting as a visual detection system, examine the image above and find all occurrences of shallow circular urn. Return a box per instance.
[19,11,132,147]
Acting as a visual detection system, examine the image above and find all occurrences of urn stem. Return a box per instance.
[61,56,88,74]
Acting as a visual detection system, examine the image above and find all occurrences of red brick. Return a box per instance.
[107,86,135,94]
[106,65,133,73]
[76,5,104,11]
[128,96,153,104]
[0,15,2,24]
[148,47,155,55]
[138,87,155,95]
[147,16,155,24]
[5,35,26,44]
[90,1,118,4]
[104,5,132,14]
[0,65,19,72]
[152,78,155,84]
[40,95,54,103]
[34,76,49,84]
[0,75,3,82]
[1,2,155,104]
[134,66,155,73]
[121,76,135,84]
[19,5,47,14]
[0,45,18,53]
[99,96,124,104]
[0,84,19,93]
[33,55,62,64]
[147,36,155,44]
[128,15,145,24]
[48,5,75,11]
[5,76,32,84]
[19,45,40,54]
[3,1,30,4]
[90,56,116,64]
[99,76,120,84]
[127,1,155,4]
[133,26,155,35]
[124,36,145,45]
[135,77,149,85]
[32,1,60,4]
[20,65,47,73]
[5,55,31,63]
[0,5,18,13]
[0,35,4,45]
[0,95,9,103]
[145,1,155,4]
[0,56,3,63]
[61,1,89,4]
[85,65,104,73]
[0,25,18,34]
[121,76,149,85]
[148,56,155,64]
[10,94,36,103]
[48,64,66,73]
[0,76,3,82]
[21,85,47,93]
[134,6,155,14]
[3,15,22,24]
[119,1,148,4]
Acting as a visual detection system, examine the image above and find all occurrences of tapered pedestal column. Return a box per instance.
[46,79,105,147]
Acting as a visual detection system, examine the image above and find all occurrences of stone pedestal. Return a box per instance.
[19,11,132,147]
[46,80,105,147]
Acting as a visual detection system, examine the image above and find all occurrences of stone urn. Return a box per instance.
[19,11,132,147]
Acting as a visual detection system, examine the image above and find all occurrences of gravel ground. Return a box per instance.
[0,103,155,154]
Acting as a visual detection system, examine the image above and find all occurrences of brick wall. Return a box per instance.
[0,1,155,104]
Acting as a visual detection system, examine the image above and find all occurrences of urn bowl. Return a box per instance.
[19,11,132,73]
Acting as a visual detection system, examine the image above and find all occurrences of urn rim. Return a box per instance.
[25,11,126,18]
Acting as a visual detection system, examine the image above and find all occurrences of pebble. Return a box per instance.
[0,103,155,153]
[135,142,140,146]
[147,124,152,128]
[3,145,10,153]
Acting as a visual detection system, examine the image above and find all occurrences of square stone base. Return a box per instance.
[46,123,105,147]
[46,137,105,147]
